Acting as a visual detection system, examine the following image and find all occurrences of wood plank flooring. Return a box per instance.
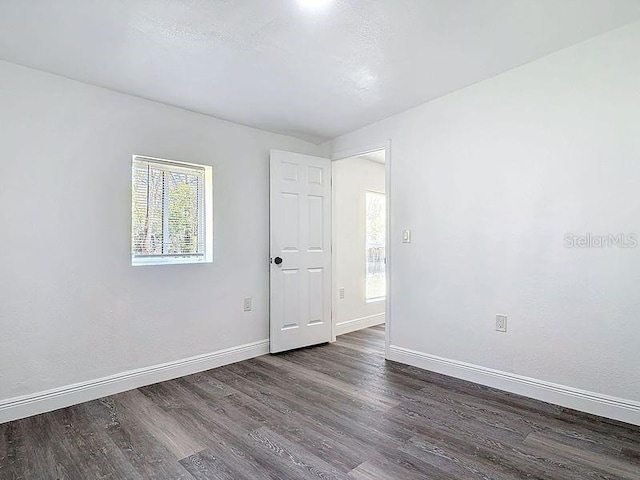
[1,325,639,479]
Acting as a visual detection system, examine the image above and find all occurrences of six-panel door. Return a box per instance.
[270,150,332,353]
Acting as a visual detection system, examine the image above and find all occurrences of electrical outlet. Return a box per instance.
[244,297,252,312]
[496,314,507,333]
[339,287,345,299]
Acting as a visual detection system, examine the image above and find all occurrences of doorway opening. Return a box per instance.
[331,147,388,352]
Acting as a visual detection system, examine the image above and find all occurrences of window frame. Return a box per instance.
[131,155,213,267]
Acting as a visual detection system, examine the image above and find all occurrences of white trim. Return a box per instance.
[131,255,206,266]
[336,313,385,336]
[331,143,389,162]
[0,339,269,425]
[132,154,208,172]
[388,345,640,426]
[331,140,392,359]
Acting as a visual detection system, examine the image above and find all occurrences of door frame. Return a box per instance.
[330,140,392,359]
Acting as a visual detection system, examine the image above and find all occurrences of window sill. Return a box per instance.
[132,256,209,267]
[366,297,386,304]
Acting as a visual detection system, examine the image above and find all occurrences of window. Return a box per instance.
[365,191,386,300]
[131,156,213,266]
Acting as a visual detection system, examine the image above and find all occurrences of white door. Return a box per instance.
[270,150,332,353]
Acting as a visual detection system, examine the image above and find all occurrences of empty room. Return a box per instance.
[1,1,640,479]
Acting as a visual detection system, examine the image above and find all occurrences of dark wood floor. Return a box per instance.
[1,325,639,479]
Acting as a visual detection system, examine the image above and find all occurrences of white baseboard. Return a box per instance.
[388,345,640,426]
[336,313,385,336]
[0,339,269,425]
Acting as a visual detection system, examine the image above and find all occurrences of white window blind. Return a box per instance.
[131,156,211,265]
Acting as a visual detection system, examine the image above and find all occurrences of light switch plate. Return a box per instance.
[244,297,252,312]
[402,229,412,243]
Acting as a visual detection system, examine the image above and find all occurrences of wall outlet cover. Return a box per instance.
[244,297,252,312]
[496,314,507,333]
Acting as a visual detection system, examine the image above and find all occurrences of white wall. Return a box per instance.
[0,61,322,407]
[333,157,385,335]
[326,22,640,419]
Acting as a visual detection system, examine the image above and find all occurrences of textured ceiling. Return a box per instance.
[1,1,639,143]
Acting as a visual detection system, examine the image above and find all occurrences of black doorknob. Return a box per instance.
[274,256,283,265]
